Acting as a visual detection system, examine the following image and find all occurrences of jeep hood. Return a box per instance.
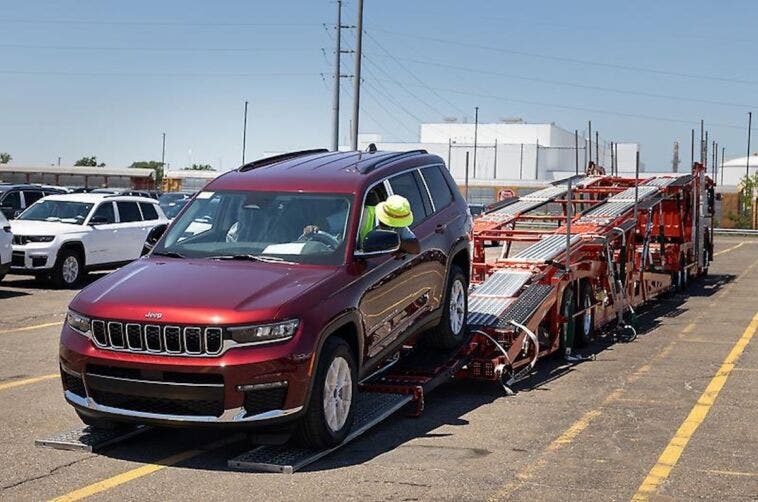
[11,220,84,235]
[70,257,339,325]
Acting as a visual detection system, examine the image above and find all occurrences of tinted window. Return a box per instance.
[139,202,159,220]
[2,191,21,210]
[422,166,454,209]
[91,202,116,224]
[23,191,45,206]
[388,172,429,224]
[116,201,142,222]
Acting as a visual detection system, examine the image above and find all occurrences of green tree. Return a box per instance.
[729,172,758,229]
[74,156,105,167]
[0,152,11,164]
[129,160,164,185]
[183,163,215,171]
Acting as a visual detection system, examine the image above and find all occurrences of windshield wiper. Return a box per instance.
[152,251,186,259]
[208,254,295,264]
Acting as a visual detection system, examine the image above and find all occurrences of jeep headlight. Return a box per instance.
[67,309,91,336]
[27,235,54,243]
[228,319,299,345]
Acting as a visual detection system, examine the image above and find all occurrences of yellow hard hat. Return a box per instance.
[376,194,413,228]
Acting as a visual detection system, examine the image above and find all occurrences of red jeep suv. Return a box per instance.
[59,149,472,448]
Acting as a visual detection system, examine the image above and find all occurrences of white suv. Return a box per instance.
[10,193,168,287]
[0,212,11,282]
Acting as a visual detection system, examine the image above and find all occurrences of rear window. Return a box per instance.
[388,172,430,223]
[116,201,142,222]
[23,191,45,206]
[421,166,454,209]
[139,202,159,220]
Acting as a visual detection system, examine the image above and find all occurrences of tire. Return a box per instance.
[558,285,576,354]
[76,411,125,431]
[574,280,595,347]
[295,337,357,449]
[51,248,83,288]
[426,265,468,349]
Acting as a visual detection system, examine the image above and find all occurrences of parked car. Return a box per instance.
[10,193,168,287]
[0,184,67,219]
[58,149,472,448]
[158,191,193,219]
[90,188,155,199]
[0,212,11,282]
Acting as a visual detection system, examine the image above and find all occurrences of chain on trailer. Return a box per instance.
[35,163,715,473]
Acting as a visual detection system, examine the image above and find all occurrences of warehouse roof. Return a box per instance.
[0,165,154,177]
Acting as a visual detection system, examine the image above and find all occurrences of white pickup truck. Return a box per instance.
[10,193,168,287]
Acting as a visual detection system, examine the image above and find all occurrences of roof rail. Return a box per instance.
[238,149,329,172]
[358,149,428,174]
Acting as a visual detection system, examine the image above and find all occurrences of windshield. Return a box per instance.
[159,194,190,219]
[17,200,93,225]
[154,190,353,265]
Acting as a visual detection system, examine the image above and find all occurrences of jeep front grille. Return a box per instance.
[90,319,224,356]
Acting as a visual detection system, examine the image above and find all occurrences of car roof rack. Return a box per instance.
[357,149,428,174]
[238,149,330,172]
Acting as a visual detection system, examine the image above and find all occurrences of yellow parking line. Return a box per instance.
[48,435,240,502]
[0,321,63,335]
[632,312,758,501]
[0,373,59,391]
[713,241,744,257]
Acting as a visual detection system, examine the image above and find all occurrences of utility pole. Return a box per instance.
[161,132,166,167]
[595,130,599,165]
[587,120,592,168]
[350,0,364,151]
[704,131,709,168]
[690,128,695,168]
[331,0,342,151]
[700,119,704,164]
[473,106,479,178]
[242,100,249,165]
[672,141,680,173]
[574,130,579,175]
[610,141,614,175]
[746,111,752,178]
[464,151,470,202]
[57,156,61,168]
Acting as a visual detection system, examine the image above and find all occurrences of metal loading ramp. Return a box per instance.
[228,392,412,473]
[36,425,151,452]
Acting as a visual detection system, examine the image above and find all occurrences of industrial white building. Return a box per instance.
[718,154,758,186]
[355,121,643,187]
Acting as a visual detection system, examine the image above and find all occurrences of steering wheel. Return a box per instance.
[298,230,341,250]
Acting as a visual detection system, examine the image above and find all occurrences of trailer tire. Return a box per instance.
[558,285,576,354]
[295,337,357,449]
[575,280,595,347]
[426,265,468,349]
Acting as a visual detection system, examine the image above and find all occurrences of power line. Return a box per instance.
[0,69,321,78]
[0,18,317,27]
[371,26,758,87]
[370,54,757,110]
[0,43,316,53]
[371,79,746,131]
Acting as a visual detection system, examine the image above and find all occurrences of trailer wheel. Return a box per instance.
[679,253,688,291]
[295,337,357,449]
[558,285,576,354]
[426,265,468,349]
[574,280,595,347]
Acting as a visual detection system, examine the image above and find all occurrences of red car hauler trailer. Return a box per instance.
[38,161,715,473]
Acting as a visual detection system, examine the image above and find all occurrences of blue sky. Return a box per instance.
[1,0,756,171]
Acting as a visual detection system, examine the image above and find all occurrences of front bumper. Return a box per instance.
[59,324,313,428]
[10,245,54,272]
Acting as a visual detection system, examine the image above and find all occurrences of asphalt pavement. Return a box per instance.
[0,237,756,501]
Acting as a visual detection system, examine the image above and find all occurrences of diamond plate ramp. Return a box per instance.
[35,425,151,452]
[228,392,412,474]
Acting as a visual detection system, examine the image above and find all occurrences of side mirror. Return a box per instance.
[13,209,22,218]
[360,229,400,255]
[142,223,168,256]
[89,215,108,225]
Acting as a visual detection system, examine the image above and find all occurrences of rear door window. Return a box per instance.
[116,201,142,222]
[2,191,21,210]
[23,190,45,206]
[139,202,159,220]
[388,172,430,224]
[421,166,454,210]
